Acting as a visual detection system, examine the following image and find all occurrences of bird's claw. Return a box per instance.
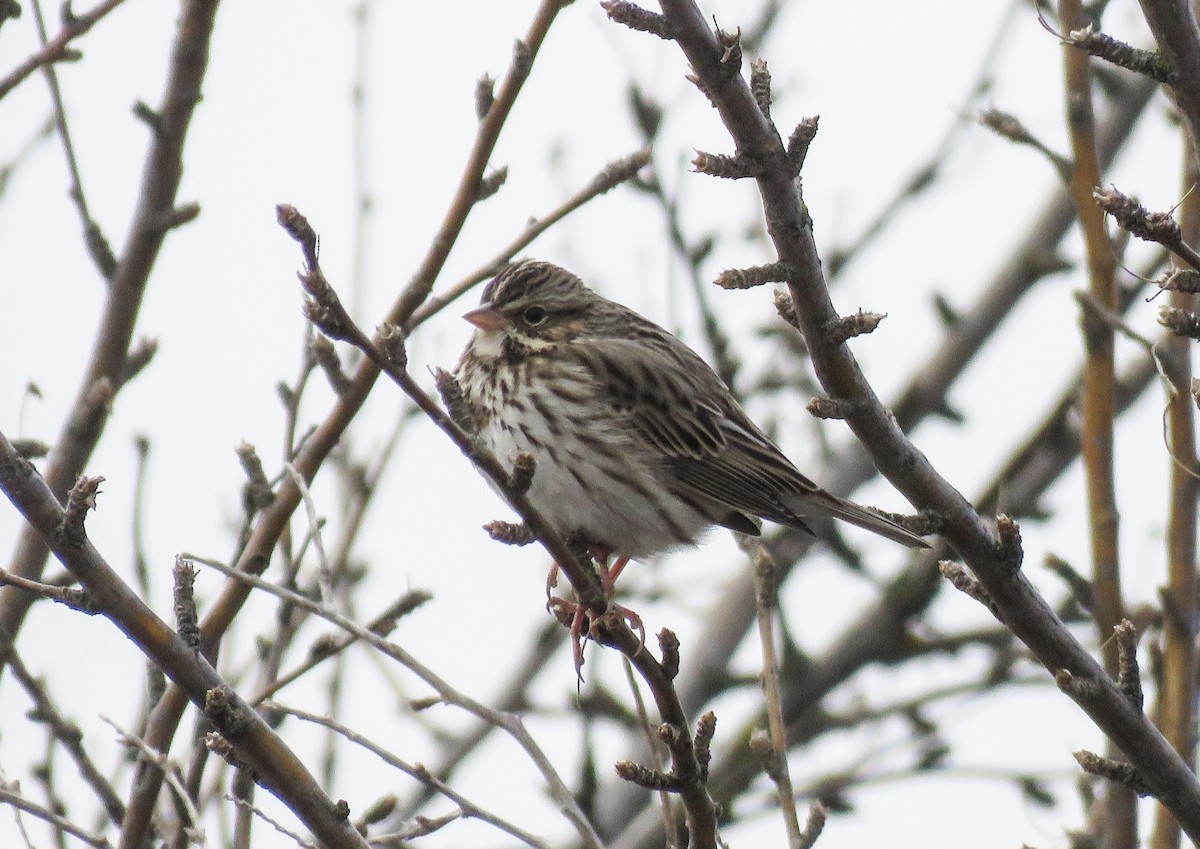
[546,550,645,681]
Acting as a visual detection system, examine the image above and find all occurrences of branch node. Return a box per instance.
[204,731,243,768]
[938,561,1001,619]
[1156,268,1200,295]
[433,368,479,436]
[1114,619,1143,710]
[510,38,532,83]
[657,721,683,747]
[376,322,408,370]
[600,1,674,39]
[825,309,887,345]
[508,451,536,495]
[205,687,249,737]
[684,72,718,108]
[236,442,274,512]
[994,514,1023,571]
[84,218,117,278]
[714,23,742,78]
[1158,305,1200,340]
[1073,749,1153,796]
[692,149,759,179]
[120,337,159,386]
[786,116,819,175]
[310,335,352,395]
[11,439,50,459]
[715,261,792,290]
[614,759,682,791]
[61,474,104,546]
[1066,25,1172,83]
[749,58,771,119]
[172,555,201,652]
[807,397,851,420]
[159,201,201,231]
[476,165,508,202]
[658,628,680,679]
[483,520,536,546]
[474,73,495,120]
[773,289,801,330]
[694,711,716,781]
[131,100,162,134]
[1055,668,1100,699]
[1093,186,1182,247]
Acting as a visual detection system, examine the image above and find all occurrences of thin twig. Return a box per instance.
[405,148,651,331]
[271,704,552,849]
[0,784,112,849]
[0,434,370,849]
[7,652,126,826]
[749,545,803,847]
[103,717,207,847]
[283,463,333,606]
[187,553,603,849]
[0,0,131,101]
[30,0,115,278]
[118,8,571,842]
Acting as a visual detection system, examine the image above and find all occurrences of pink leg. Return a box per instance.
[545,550,644,681]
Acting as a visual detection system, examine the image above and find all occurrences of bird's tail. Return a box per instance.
[808,490,931,549]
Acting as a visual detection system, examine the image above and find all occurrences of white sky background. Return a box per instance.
[0,0,1188,847]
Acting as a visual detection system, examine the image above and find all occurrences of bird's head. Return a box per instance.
[463,260,601,350]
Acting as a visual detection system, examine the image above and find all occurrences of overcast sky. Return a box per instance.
[0,1,1185,847]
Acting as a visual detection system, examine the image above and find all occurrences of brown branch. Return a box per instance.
[1061,0,1133,841]
[0,436,370,849]
[596,257,1165,849]
[649,0,1200,840]
[1094,186,1200,271]
[1135,0,1200,165]
[188,556,599,849]
[278,206,719,844]
[1151,130,1200,849]
[979,107,1073,179]
[749,545,803,846]
[7,650,126,826]
[0,0,219,697]
[115,4,570,841]
[588,43,1161,846]
[1064,25,1172,83]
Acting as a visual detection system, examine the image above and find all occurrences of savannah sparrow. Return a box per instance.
[453,260,929,567]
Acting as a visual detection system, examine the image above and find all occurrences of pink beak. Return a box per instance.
[463,305,509,331]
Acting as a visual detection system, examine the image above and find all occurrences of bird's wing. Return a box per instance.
[569,337,820,526]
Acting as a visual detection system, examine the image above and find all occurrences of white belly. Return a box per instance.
[459,350,709,558]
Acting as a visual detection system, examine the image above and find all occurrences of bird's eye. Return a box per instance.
[523,305,548,326]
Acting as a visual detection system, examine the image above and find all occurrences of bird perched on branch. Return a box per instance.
[453,259,929,583]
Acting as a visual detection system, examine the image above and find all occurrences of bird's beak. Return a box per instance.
[463,304,509,331]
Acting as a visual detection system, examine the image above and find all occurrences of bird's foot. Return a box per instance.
[546,595,590,682]
[545,551,644,681]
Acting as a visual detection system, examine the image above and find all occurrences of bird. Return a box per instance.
[453,259,929,579]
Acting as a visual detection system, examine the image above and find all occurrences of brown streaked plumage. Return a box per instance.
[453,259,929,559]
